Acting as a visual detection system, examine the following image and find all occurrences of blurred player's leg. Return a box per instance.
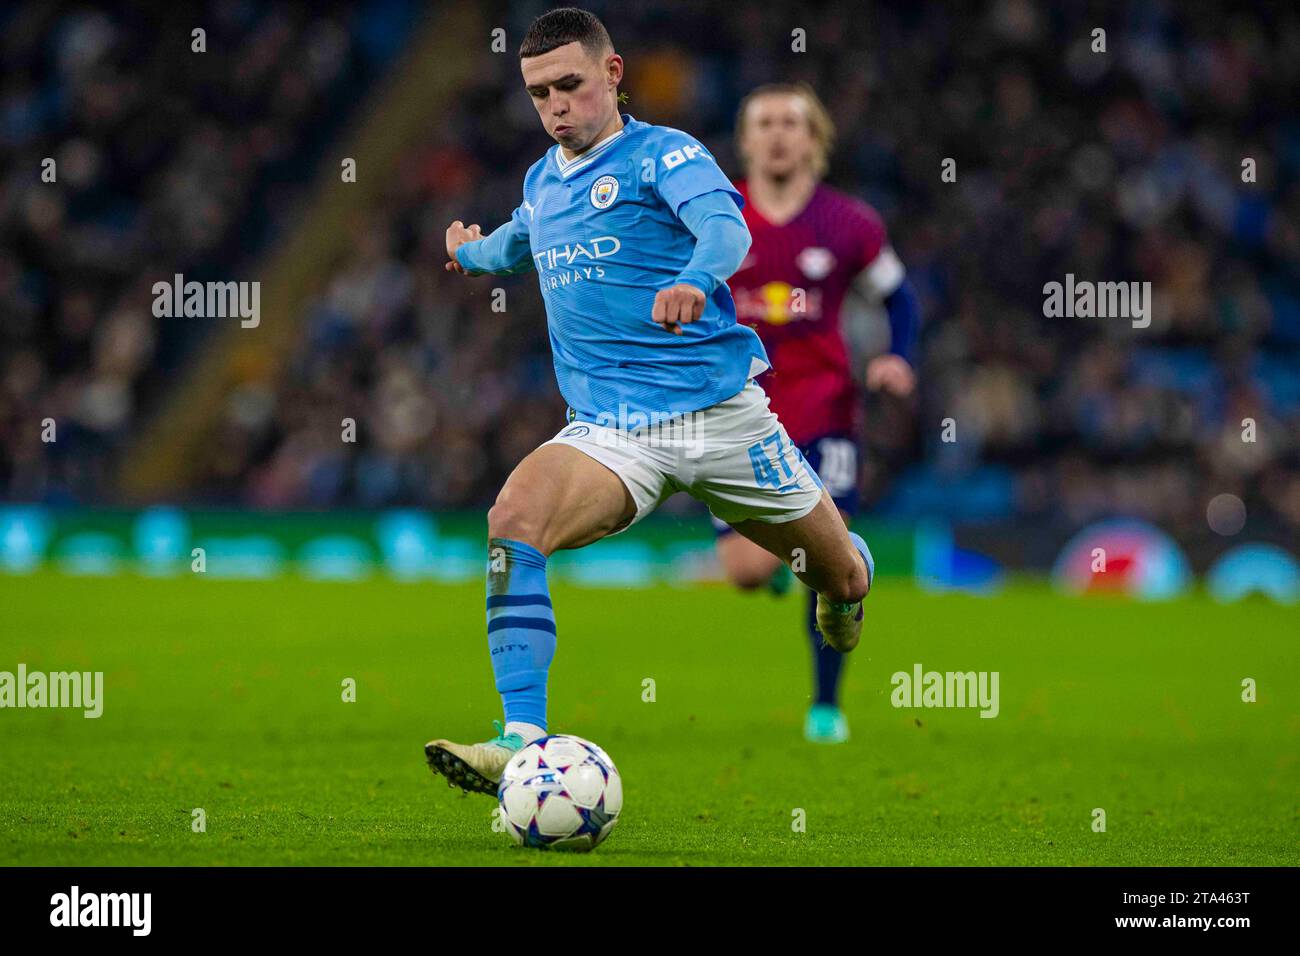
[715,523,785,589]
[798,437,860,741]
[426,443,638,795]
[716,518,844,740]
[802,589,849,742]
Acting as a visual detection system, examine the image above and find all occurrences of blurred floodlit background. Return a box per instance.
[1,0,1297,600]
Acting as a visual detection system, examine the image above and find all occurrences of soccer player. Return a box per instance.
[717,84,919,744]
[426,8,876,796]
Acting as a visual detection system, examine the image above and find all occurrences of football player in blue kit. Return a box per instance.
[426,7,875,796]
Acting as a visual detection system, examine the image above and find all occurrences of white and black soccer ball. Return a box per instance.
[497,735,622,851]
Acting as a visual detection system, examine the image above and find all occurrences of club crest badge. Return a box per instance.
[797,246,836,281]
[590,175,619,209]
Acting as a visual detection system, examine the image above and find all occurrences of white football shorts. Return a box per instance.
[544,380,825,532]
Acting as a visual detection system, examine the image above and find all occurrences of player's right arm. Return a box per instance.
[445,201,534,276]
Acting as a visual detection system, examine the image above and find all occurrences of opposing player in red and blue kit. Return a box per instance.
[717,84,920,743]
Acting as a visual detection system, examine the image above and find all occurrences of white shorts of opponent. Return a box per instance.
[544,380,825,532]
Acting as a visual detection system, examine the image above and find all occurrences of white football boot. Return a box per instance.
[425,721,525,796]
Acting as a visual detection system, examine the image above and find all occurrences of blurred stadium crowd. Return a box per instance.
[3,1,1299,539]
[0,1,411,499]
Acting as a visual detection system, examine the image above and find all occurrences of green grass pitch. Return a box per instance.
[0,570,1295,866]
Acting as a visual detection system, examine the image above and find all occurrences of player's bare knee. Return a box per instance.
[848,555,870,602]
[852,567,870,602]
[487,490,545,548]
[824,560,869,605]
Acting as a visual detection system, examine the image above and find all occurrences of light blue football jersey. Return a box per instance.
[457,114,770,423]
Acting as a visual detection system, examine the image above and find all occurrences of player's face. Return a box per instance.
[741,94,816,180]
[521,42,622,152]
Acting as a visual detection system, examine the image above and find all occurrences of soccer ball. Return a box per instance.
[497,735,622,851]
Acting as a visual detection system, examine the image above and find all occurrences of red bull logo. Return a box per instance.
[733,282,823,325]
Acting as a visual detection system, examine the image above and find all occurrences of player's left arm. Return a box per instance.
[853,241,920,397]
[649,133,750,334]
[655,191,751,335]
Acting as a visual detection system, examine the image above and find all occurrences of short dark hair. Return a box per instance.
[519,7,613,60]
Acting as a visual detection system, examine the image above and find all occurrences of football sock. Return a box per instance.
[806,587,844,705]
[503,721,546,743]
[486,538,555,732]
